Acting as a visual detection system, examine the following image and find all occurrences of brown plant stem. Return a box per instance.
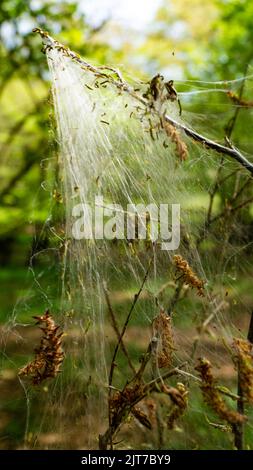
[167,280,183,313]
[248,311,253,343]
[210,193,253,226]
[163,114,253,174]
[196,173,253,247]
[234,311,253,450]
[108,260,152,388]
[107,260,152,448]
[98,363,186,450]
[197,66,251,248]
[33,28,253,175]
[103,282,136,375]
[225,63,249,139]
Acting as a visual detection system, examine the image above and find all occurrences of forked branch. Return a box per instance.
[33,28,253,175]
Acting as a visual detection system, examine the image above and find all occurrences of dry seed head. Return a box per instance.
[131,406,152,430]
[173,255,205,296]
[162,382,188,430]
[163,120,188,161]
[110,383,143,413]
[233,338,253,404]
[19,310,64,385]
[227,91,253,108]
[152,309,174,368]
[195,358,247,426]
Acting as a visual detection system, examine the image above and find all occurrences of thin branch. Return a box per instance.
[163,115,253,173]
[167,279,183,314]
[198,66,251,247]
[232,175,252,201]
[143,363,187,394]
[99,362,185,450]
[210,195,253,226]
[234,372,245,450]
[234,311,253,450]
[207,158,225,224]
[218,168,241,186]
[108,260,152,390]
[107,260,152,448]
[196,157,225,248]
[134,337,157,382]
[174,368,241,401]
[229,195,253,213]
[225,63,249,139]
[103,282,136,375]
[247,310,253,343]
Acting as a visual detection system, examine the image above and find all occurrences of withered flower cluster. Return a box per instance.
[233,338,253,404]
[19,310,64,385]
[131,406,152,430]
[173,255,205,296]
[152,309,174,368]
[163,120,188,161]
[162,382,188,430]
[195,358,246,426]
[227,91,253,108]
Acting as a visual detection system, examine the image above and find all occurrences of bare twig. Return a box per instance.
[174,368,241,401]
[103,282,136,375]
[197,172,253,247]
[143,363,187,394]
[234,311,253,450]
[210,194,253,226]
[232,175,252,201]
[99,362,186,450]
[247,311,253,344]
[163,115,253,174]
[207,158,225,226]
[225,63,249,139]
[107,260,152,448]
[108,260,152,390]
[198,66,252,247]
[234,371,245,450]
[167,279,184,313]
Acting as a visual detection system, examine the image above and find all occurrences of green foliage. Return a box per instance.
[211,0,253,77]
[0,0,112,246]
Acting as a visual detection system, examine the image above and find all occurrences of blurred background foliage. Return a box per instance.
[0,0,253,449]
